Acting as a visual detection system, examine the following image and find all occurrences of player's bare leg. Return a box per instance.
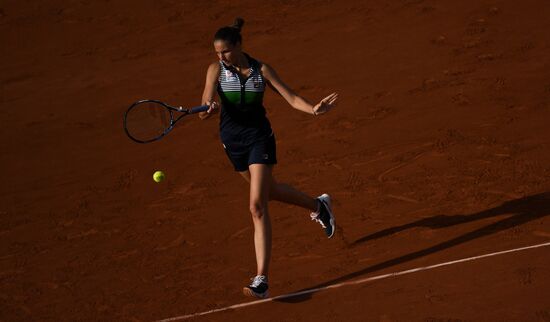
[242,164,272,298]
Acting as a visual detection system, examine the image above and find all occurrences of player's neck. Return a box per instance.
[233,53,249,70]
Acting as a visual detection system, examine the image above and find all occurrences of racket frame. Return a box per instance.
[123,99,208,143]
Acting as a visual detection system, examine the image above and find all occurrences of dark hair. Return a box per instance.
[214,17,245,45]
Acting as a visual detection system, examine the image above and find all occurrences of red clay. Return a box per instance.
[1,1,550,321]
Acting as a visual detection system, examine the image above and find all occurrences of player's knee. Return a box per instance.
[249,202,267,219]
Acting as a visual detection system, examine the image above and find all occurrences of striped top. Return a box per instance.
[217,53,271,138]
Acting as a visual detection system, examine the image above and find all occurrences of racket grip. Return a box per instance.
[189,105,209,114]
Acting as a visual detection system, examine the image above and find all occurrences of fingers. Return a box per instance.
[315,92,338,115]
[322,92,338,103]
[327,93,339,106]
[199,101,219,120]
[206,100,219,114]
[322,93,339,108]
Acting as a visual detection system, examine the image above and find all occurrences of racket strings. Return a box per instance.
[125,102,173,142]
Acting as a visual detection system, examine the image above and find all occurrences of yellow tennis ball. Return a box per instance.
[153,170,165,183]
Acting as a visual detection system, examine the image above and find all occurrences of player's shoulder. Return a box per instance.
[208,61,221,71]
[259,61,276,77]
[206,61,221,79]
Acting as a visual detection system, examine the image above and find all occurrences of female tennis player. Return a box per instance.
[200,18,338,299]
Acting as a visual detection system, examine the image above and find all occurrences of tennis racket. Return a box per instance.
[123,99,208,143]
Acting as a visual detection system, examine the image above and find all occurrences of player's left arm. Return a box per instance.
[261,62,338,115]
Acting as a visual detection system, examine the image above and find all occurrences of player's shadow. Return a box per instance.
[274,192,550,303]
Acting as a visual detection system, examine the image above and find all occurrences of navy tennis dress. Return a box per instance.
[217,53,277,172]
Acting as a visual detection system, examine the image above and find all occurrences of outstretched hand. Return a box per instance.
[312,92,338,115]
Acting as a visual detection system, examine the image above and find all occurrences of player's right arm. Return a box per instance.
[199,62,220,119]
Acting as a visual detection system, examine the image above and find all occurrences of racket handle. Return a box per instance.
[189,105,209,114]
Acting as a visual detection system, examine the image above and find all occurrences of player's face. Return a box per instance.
[214,40,241,66]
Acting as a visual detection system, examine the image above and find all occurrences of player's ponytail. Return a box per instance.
[231,17,245,32]
[214,17,245,45]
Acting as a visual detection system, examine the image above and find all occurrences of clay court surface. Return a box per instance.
[2,0,550,321]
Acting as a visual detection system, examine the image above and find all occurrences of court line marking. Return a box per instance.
[156,241,550,322]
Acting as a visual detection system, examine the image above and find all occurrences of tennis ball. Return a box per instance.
[153,170,165,183]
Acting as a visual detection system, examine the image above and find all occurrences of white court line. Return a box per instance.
[156,241,550,322]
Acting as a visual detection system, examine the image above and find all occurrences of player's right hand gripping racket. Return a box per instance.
[123,99,208,143]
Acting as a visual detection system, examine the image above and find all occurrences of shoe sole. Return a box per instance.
[319,193,336,238]
[243,287,269,299]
